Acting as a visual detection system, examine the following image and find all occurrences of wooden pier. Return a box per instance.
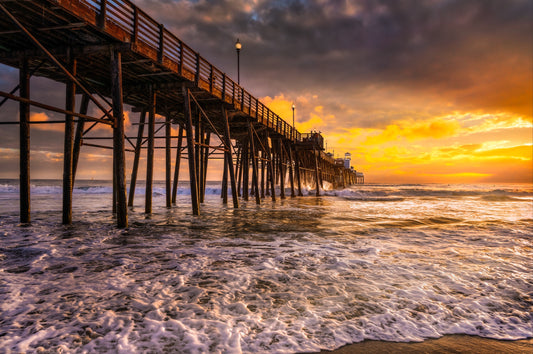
[0,0,364,227]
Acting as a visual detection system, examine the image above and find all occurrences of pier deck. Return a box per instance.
[0,0,363,227]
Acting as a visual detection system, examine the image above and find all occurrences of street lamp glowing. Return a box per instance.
[292,104,295,141]
[235,38,242,84]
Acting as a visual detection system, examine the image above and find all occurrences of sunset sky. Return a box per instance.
[0,0,531,183]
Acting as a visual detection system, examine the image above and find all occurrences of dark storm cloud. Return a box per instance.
[135,0,532,115]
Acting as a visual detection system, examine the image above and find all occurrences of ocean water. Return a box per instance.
[0,180,532,353]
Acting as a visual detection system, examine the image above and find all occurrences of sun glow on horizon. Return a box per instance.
[262,94,532,184]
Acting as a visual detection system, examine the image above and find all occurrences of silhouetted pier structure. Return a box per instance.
[0,0,364,227]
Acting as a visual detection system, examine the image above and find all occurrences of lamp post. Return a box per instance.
[292,104,295,141]
[235,38,242,85]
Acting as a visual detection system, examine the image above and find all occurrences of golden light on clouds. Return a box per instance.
[263,92,532,184]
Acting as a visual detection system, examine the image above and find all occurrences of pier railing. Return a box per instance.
[54,0,301,142]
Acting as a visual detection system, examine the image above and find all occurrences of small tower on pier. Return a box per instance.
[344,153,351,169]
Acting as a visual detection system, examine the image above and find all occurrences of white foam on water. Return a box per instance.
[0,182,532,352]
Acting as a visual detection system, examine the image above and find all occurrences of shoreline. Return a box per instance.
[319,335,533,353]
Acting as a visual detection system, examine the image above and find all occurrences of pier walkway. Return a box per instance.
[0,0,363,227]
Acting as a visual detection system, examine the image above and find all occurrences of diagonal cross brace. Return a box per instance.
[0,3,115,125]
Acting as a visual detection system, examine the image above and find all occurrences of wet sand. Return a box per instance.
[320,335,533,353]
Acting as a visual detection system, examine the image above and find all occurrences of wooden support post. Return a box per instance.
[221,107,239,208]
[236,146,242,197]
[294,149,303,196]
[171,125,183,204]
[165,115,171,208]
[260,151,265,199]
[145,86,156,214]
[273,144,278,185]
[111,50,128,228]
[201,132,210,202]
[221,152,228,203]
[112,163,117,214]
[132,6,138,44]
[242,138,249,201]
[265,156,270,197]
[72,94,89,183]
[184,88,200,215]
[264,133,276,202]
[278,140,285,199]
[195,116,202,201]
[62,50,76,225]
[98,0,107,29]
[158,24,165,64]
[320,161,324,189]
[248,123,260,205]
[314,148,320,197]
[19,58,30,224]
[128,109,146,207]
[287,143,295,198]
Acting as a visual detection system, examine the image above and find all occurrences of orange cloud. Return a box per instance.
[363,117,461,145]
[30,112,64,132]
[261,93,334,133]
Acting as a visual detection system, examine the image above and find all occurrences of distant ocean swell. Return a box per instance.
[0,181,531,199]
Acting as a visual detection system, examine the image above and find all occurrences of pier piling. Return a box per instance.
[19,58,30,224]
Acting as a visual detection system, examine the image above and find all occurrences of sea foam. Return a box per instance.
[0,182,532,352]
